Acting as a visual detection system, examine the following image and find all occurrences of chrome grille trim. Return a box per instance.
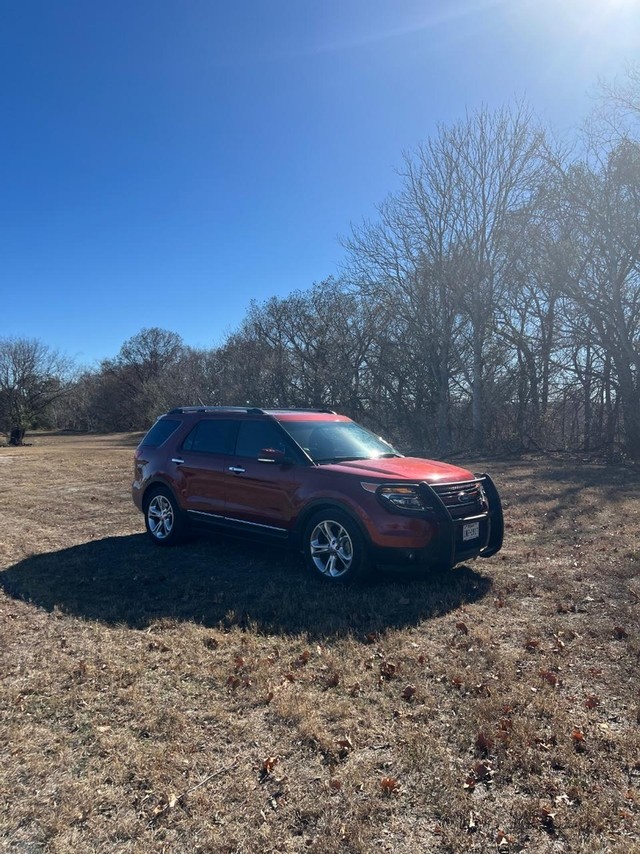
[430,480,485,517]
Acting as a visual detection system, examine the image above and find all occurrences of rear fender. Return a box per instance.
[141,477,181,513]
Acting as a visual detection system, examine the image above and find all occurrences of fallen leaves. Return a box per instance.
[496,828,513,848]
[150,796,175,821]
[294,650,310,667]
[72,660,88,681]
[571,729,586,752]
[260,756,279,780]
[401,684,416,702]
[539,669,560,687]
[380,776,400,796]
[325,671,340,689]
[464,760,494,791]
[475,732,494,754]
[147,640,170,652]
[538,804,556,833]
[147,763,239,824]
[379,661,397,680]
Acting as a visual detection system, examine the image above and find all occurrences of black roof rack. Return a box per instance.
[167,406,255,415]
[166,406,337,416]
[263,408,337,415]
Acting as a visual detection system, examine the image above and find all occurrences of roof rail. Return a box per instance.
[264,408,337,415]
[166,405,337,416]
[166,406,255,415]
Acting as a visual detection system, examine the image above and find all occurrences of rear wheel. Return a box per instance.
[303,510,367,583]
[144,486,187,546]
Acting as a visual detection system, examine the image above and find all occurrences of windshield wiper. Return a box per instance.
[314,455,368,464]
[315,454,401,464]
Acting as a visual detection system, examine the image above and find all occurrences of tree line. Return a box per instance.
[2,73,639,458]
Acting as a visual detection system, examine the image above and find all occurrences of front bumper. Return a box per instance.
[418,473,503,567]
[369,474,504,569]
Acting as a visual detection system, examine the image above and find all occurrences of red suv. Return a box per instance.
[132,407,503,582]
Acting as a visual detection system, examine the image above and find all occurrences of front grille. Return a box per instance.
[430,480,486,519]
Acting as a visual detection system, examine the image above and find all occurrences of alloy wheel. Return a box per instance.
[147,494,174,540]
[309,519,354,578]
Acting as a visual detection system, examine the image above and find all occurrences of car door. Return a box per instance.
[224,419,302,535]
[173,418,236,521]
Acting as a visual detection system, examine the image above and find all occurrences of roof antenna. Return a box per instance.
[197,396,205,406]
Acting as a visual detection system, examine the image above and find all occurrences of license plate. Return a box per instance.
[463,521,480,542]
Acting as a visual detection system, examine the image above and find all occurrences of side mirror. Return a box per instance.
[258,447,290,464]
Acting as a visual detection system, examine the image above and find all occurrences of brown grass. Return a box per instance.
[1,432,639,853]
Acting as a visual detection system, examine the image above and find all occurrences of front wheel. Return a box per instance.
[144,486,187,546]
[303,510,368,583]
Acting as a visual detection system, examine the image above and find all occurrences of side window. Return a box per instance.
[182,419,234,454]
[234,421,287,458]
[141,418,181,448]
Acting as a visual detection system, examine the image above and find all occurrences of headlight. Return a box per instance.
[378,485,426,512]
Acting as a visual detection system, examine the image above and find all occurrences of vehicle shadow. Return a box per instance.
[0,533,492,639]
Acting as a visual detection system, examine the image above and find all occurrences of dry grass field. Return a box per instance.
[1,433,639,853]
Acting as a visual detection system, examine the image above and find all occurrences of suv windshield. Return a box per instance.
[282,420,401,464]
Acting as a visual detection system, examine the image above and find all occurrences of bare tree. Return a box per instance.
[99,327,185,428]
[345,151,466,453]
[551,142,640,458]
[433,105,549,449]
[598,64,640,131]
[0,338,73,444]
[345,103,549,452]
[234,279,379,416]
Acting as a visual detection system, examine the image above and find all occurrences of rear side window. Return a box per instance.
[182,419,235,455]
[234,421,288,458]
[141,419,181,448]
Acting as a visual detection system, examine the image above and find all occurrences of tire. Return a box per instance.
[303,509,368,583]
[144,486,187,546]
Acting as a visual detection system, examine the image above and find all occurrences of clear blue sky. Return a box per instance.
[2,0,639,367]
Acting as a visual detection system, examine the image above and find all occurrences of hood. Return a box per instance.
[322,456,475,483]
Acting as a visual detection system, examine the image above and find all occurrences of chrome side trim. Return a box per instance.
[228,517,288,532]
[188,510,225,520]
[187,509,287,533]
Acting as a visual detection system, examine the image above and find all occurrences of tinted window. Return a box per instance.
[141,419,181,448]
[182,419,234,454]
[234,421,287,458]
[283,420,400,462]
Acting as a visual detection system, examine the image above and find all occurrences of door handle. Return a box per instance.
[228,466,245,474]
[171,458,184,465]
